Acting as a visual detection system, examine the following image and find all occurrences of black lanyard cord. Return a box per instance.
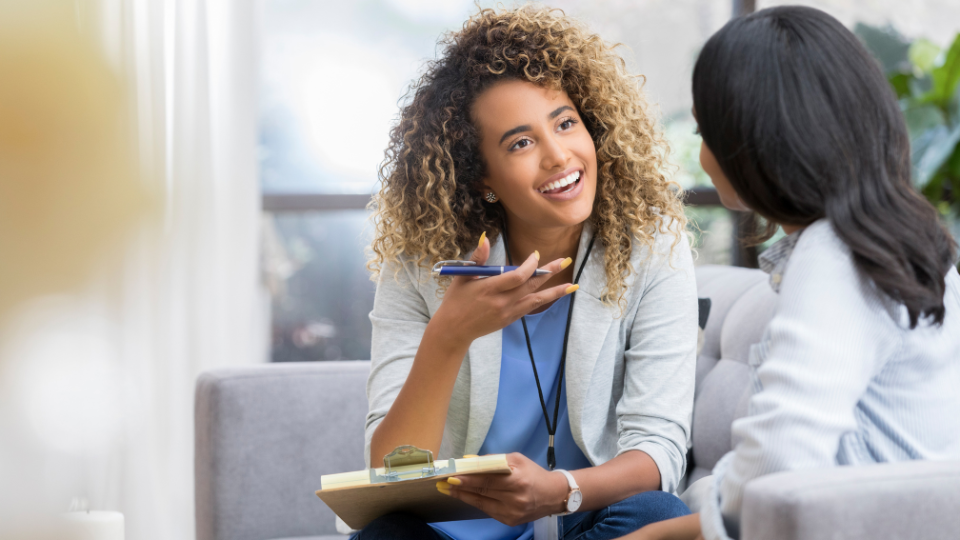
[503,229,596,470]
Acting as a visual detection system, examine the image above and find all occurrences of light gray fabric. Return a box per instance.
[693,266,768,391]
[366,221,699,493]
[741,460,960,540]
[195,361,370,540]
[688,266,774,485]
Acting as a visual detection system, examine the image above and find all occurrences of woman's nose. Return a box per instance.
[540,133,570,170]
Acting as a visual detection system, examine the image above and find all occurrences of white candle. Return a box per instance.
[62,511,124,540]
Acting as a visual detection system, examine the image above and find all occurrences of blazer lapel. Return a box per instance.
[464,237,505,453]
[565,223,618,445]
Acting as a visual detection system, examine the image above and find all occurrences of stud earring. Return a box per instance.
[485,192,498,203]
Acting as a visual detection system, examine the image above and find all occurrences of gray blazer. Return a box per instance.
[365,221,698,493]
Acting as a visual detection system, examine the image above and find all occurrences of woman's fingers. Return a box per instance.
[519,256,569,294]
[451,232,491,287]
[487,251,540,292]
[443,473,512,495]
[438,485,504,517]
[515,282,578,315]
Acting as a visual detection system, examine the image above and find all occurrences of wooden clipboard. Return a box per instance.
[315,447,511,530]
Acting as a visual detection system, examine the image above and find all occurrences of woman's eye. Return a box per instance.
[558,118,578,131]
[510,138,532,151]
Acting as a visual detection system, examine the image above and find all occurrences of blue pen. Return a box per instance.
[431,260,551,277]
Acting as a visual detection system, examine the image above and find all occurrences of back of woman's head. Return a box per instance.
[693,5,957,327]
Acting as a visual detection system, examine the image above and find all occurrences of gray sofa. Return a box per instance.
[195,265,960,540]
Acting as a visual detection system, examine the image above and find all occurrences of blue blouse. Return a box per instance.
[431,294,592,540]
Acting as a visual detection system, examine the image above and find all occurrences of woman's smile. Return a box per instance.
[536,168,584,199]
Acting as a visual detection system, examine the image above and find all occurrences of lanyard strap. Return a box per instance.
[503,230,596,470]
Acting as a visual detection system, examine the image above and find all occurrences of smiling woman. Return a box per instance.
[361,5,698,540]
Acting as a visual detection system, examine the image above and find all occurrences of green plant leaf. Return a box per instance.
[925,34,960,110]
[909,38,941,73]
[855,23,911,75]
[889,73,914,98]
[913,123,960,188]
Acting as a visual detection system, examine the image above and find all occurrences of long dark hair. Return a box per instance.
[693,5,957,327]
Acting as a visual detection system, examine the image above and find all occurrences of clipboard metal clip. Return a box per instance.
[370,445,457,484]
[431,260,476,275]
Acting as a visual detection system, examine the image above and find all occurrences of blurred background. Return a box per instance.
[1,1,958,539]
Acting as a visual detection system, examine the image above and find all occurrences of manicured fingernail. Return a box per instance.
[436,481,452,489]
[478,232,486,249]
[437,486,452,496]
[565,284,579,295]
[560,257,572,270]
[463,454,479,458]
[534,250,540,261]
[446,477,463,486]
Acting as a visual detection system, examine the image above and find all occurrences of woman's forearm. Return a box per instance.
[571,449,662,511]
[369,319,470,465]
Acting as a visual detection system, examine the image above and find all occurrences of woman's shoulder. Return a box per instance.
[781,219,902,324]
[612,215,693,299]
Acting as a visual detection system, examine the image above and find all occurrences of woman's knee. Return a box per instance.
[615,490,691,523]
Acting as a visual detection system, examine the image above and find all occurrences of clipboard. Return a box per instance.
[315,445,512,530]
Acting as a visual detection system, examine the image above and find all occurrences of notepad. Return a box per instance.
[315,446,511,530]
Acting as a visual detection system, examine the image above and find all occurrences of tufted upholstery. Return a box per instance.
[688,265,776,485]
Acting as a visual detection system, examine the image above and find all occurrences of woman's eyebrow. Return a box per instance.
[548,105,573,119]
[499,124,531,145]
[498,106,576,145]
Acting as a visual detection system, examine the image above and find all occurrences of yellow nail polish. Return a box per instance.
[534,250,540,260]
[478,231,486,250]
[446,477,463,486]
[565,284,579,295]
[463,454,480,458]
[437,486,452,496]
[560,257,572,270]
[436,481,452,489]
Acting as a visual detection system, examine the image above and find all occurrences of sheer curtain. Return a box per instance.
[97,0,263,538]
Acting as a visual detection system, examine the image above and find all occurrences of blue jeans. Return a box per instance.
[353,490,690,540]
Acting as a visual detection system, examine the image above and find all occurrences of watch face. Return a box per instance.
[567,490,583,512]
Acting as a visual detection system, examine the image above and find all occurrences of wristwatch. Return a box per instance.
[554,469,582,515]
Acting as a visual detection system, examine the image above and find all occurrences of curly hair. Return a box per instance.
[368,4,686,306]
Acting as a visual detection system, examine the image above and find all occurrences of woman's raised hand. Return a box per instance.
[432,234,575,348]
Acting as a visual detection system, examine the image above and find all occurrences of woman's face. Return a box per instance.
[698,133,751,212]
[473,80,598,231]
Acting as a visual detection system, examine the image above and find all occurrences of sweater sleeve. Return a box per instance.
[617,229,699,494]
[364,259,432,467]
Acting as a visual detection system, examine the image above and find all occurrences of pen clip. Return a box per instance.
[431,260,477,275]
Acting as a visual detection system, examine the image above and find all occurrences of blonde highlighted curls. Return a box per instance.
[368,4,686,306]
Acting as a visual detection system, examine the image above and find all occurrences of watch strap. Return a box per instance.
[554,469,580,516]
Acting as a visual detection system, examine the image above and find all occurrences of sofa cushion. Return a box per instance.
[689,266,777,483]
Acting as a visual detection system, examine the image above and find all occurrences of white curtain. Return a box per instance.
[96,0,264,538]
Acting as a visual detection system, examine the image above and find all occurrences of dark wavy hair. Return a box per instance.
[368,4,685,305]
[693,5,957,327]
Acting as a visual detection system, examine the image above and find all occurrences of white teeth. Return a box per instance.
[539,171,581,193]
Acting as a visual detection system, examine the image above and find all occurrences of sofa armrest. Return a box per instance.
[195,361,370,540]
[741,460,960,540]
